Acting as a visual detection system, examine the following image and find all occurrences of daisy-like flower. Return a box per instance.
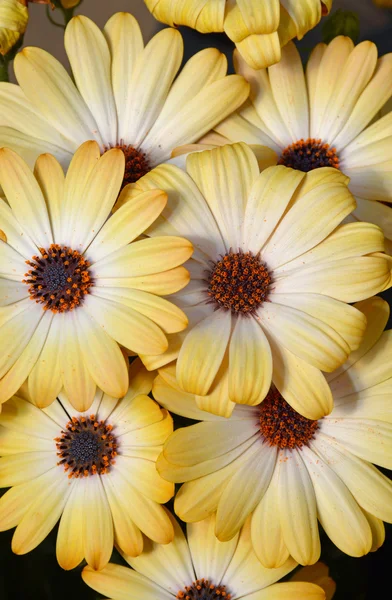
[200,38,392,252]
[0,141,192,410]
[0,11,249,188]
[122,142,390,419]
[0,0,28,56]
[82,511,326,600]
[0,359,175,570]
[153,296,392,566]
[144,0,332,69]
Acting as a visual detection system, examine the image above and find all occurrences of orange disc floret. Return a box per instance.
[177,579,232,599]
[278,138,340,172]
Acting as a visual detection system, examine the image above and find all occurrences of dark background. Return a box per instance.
[1,0,392,598]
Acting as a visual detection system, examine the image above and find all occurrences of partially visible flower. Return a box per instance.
[292,563,336,600]
[198,37,392,252]
[0,141,192,410]
[0,359,175,570]
[82,512,325,600]
[0,0,28,55]
[0,12,249,188]
[153,296,392,565]
[144,0,332,69]
[125,142,390,419]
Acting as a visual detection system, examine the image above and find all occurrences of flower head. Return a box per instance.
[144,0,332,69]
[0,141,192,410]
[82,511,326,600]
[124,142,390,419]
[153,296,392,565]
[0,0,28,55]
[0,359,175,570]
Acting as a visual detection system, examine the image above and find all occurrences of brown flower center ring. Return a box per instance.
[55,415,117,478]
[105,142,151,189]
[23,244,93,313]
[177,579,232,600]
[278,138,339,172]
[259,387,319,449]
[207,250,271,315]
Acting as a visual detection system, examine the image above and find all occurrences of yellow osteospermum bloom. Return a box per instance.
[153,297,392,565]
[124,142,391,419]
[83,511,326,600]
[0,141,193,411]
[144,0,332,69]
[204,38,392,252]
[0,12,249,186]
[0,0,27,55]
[0,360,175,570]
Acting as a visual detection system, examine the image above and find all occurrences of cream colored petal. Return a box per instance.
[311,432,392,522]
[290,562,336,600]
[176,311,231,396]
[0,427,53,455]
[114,359,156,411]
[186,142,259,249]
[0,127,73,171]
[103,12,144,144]
[65,15,117,146]
[242,165,305,254]
[260,301,350,372]
[12,467,72,555]
[247,582,325,600]
[266,332,333,420]
[69,148,124,252]
[125,28,183,148]
[92,235,193,278]
[92,287,188,334]
[85,293,168,356]
[0,240,28,282]
[305,42,326,136]
[33,153,64,244]
[216,440,276,540]
[56,477,85,570]
[187,514,238,584]
[330,392,392,422]
[0,279,28,306]
[114,454,174,504]
[363,510,385,553]
[143,75,250,165]
[28,316,62,408]
[215,111,280,151]
[0,309,53,405]
[224,517,297,597]
[0,452,57,487]
[278,449,320,565]
[229,316,272,405]
[344,164,392,202]
[116,408,173,448]
[235,31,281,72]
[0,148,53,247]
[268,292,366,352]
[0,197,36,258]
[0,394,60,440]
[96,266,190,296]
[83,476,114,571]
[88,189,167,263]
[268,42,309,142]
[83,563,173,600]
[61,312,96,412]
[352,197,392,245]
[301,445,372,557]
[124,510,194,594]
[112,394,164,436]
[14,47,101,147]
[75,308,129,399]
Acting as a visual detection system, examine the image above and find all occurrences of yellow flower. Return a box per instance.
[82,511,326,600]
[0,141,192,410]
[144,0,332,69]
[198,37,392,253]
[0,359,174,570]
[0,11,249,188]
[0,0,28,55]
[153,296,392,565]
[124,142,390,419]
[293,563,336,600]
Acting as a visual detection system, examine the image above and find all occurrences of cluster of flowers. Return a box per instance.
[0,1,391,599]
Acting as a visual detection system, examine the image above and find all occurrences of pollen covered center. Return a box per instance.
[23,244,93,313]
[177,579,232,599]
[259,387,319,449]
[105,142,151,189]
[207,251,271,314]
[278,138,339,172]
[55,415,117,478]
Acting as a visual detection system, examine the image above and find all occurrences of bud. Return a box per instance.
[322,9,360,44]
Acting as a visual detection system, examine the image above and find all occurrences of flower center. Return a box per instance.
[177,580,232,600]
[278,138,339,172]
[259,387,319,450]
[55,415,117,478]
[206,251,271,314]
[23,244,93,313]
[105,142,151,189]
